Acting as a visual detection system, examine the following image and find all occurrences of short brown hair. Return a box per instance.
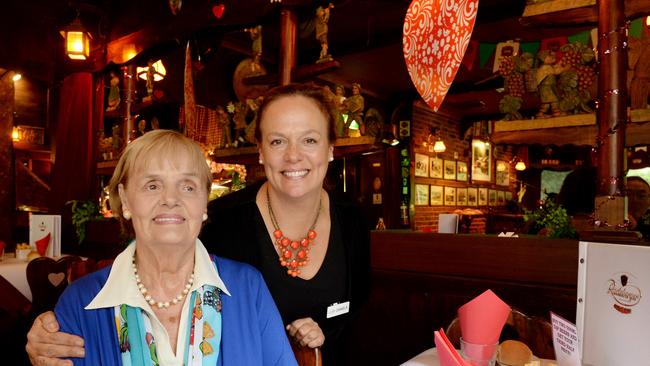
[255,83,337,144]
[108,129,212,237]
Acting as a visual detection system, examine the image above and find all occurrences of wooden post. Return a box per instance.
[123,64,137,143]
[0,72,15,244]
[594,0,628,227]
[279,8,297,86]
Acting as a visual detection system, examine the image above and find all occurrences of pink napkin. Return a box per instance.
[458,289,511,344]
[434,328,471,366]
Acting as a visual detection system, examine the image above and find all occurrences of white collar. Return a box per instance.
[86,238,230,310]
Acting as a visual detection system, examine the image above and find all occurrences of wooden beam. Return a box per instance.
[595,0,627,228]
[279,9,297,86]
[520,0,650,26]
[243,60,340,85]
[522,0,596,18]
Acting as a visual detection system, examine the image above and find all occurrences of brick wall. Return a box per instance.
[410,100,515,232]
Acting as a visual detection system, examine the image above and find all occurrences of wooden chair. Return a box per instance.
[0,275,32,364]
[68,258,115,282]
[287,332,322,366]
[26,256,82,315]
[445,308,555,359]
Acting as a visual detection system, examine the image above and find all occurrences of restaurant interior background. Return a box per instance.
[1,0,650,364]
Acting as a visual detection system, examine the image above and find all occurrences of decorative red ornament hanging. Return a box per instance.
[402,0,479,112]
[169,0,182,15]
[212,4,226,19]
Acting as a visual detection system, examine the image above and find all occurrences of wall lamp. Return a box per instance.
[381,124,400,146]
[425,127,446,153]
[511,146,528,171]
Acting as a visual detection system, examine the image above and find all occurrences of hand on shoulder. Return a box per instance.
[26,311,85,366]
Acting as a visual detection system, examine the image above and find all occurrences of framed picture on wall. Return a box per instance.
[430,157,443,178]
[444,160,457,180]
[430,185,443,205]
[471,139,492,182]
[415,153,429,177]
[415,184,429,205]
[444,186,456,206]
[467,188,478,206]
[457,188,468,206]
[495,160,509,186]
[478,188,488,206]
[488,189,497,206]
[497,190,505,205]
[505,191,513,201]
[457,161,468,182]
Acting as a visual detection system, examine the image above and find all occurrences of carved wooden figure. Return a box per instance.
[315,3,334,63]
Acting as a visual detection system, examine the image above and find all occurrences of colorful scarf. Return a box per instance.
[115,285,222,366]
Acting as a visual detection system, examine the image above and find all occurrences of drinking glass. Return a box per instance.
[460,337,498,366]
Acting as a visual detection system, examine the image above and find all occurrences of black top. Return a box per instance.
[200,180,371,359]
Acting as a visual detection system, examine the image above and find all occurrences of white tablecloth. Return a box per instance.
[401,348,555,366]
[0,254,32,301]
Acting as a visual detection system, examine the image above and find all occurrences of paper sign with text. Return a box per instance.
[550,311,580,366]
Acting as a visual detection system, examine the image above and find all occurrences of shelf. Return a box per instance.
[104,109,123,120]
[211,136,379,164]
[491,109,650,146]
[96,160,118,175]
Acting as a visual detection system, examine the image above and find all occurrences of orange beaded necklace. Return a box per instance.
[267,187,321,277]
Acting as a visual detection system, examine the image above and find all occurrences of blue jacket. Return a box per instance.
[55,255,298,366]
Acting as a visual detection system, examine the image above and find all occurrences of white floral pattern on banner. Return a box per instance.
[403,0,479,111]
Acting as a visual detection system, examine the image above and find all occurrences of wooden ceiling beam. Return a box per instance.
[520,0,650,27]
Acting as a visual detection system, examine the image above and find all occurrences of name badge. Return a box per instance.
[326,301,350,319]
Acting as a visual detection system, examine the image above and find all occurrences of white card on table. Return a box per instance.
[550,311,579,366]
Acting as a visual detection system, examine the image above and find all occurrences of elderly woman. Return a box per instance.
[51,130,296,365]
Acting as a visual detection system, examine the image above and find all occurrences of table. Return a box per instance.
[0,254,32,301]
[401,348,556,366]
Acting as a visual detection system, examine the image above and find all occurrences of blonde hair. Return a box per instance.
[108,130,212,237]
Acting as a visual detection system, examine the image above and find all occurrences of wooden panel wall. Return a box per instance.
[344,231,578,365]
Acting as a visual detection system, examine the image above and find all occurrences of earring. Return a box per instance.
[123,209,131,220]
[202,213,208,221]
[329,156,334,162]
[259,159,263,165]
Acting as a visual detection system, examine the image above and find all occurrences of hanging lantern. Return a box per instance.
[60,16,91,60]
[12,126,20,142]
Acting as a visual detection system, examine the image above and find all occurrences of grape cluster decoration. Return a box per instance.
[497,41,597,121]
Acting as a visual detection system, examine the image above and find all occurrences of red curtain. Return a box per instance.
[49,72,98,214]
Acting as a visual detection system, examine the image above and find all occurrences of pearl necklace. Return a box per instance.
[132,256,195,309]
